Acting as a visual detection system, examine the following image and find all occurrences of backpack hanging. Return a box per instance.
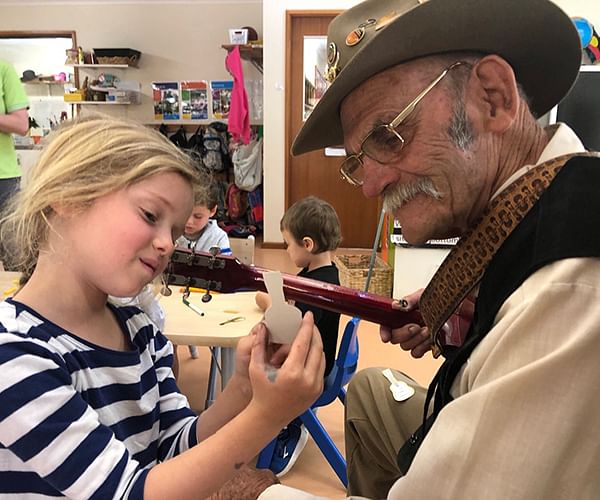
[225,182,249,221]
[169,125,188,148]
[202,122,231,173]
[232,137,262,191]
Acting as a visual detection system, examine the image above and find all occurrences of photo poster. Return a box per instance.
[152,81,180,120]
[210,80,233,120]
[181,80,208,120]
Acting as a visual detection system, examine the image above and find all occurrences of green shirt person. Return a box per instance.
[0,59,29,212]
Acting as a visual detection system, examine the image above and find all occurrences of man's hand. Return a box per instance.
[380,289,432,358]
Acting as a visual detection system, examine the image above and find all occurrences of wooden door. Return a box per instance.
[285,12,380,249]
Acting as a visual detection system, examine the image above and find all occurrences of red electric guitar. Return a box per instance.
[163,248,423,329]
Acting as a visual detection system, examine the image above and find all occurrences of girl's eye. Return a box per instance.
[142,210,157,223]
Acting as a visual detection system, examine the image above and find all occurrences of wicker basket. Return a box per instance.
[96,55,139,67]
[334,253,393,297]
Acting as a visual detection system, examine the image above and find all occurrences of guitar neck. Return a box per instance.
[241,265,423,328]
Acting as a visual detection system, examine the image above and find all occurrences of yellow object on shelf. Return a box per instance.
[64,92,84,102]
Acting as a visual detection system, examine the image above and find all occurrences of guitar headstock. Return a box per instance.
[162,247,258,294]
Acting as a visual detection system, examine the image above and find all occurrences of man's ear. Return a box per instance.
[302,236,315,253]
[469,55,519,133]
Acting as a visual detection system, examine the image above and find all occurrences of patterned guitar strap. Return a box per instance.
[419,152,600,357]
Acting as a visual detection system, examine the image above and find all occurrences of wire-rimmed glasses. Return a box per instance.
[340,61,467,187]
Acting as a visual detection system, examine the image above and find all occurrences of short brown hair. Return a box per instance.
[280,196,342,253]
[193,180,219,209]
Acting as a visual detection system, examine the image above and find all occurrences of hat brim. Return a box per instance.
[292,0,581,156]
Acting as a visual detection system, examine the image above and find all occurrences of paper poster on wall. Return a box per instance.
[210,80,233,120]
[181,80,208,120]
[152,81,180,120]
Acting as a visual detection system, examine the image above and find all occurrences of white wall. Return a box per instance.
[0,1,262,124]
[262,0,362,244]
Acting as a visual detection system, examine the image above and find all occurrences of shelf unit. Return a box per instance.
[221,44,263,73]
[69,63,132,69]
[72,101,132,105]
[65,63,139,106]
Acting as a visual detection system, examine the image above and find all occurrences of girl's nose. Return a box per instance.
[154,231,175,255]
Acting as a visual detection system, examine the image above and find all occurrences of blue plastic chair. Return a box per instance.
[256,316,361,486]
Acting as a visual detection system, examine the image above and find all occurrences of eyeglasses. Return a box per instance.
[340,61,467,187]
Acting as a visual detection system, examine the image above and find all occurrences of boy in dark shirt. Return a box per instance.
[256,196,342,476]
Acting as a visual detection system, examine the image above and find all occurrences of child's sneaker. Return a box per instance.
[268,419,309,477]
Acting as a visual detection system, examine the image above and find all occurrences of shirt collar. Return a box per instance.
[492,123,586,200]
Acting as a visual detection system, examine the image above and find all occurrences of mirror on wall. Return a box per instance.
[0,31,77,136]
[303,36,328,121]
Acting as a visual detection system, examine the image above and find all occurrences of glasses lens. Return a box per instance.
[363,125,404,163]
[340,156,364,186]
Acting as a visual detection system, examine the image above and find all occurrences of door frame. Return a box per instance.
[284,11,341,210]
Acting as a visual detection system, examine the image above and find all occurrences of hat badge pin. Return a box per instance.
[345,18,376,47]
[326,42,341,83]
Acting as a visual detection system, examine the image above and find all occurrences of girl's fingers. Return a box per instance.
[250,322,268,370]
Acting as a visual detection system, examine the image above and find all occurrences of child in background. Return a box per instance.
[0,115,325,499]
[176,181,231,255]
[256,195,342,477]
[173,181,231,368]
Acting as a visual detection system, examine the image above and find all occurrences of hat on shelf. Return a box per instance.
[292,0,582,155]
[20,69,41,82]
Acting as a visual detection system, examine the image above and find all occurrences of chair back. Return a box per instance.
[314,316,360,407]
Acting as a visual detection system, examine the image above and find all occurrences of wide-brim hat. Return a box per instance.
[20,69,40,82]
[292,0,581,155]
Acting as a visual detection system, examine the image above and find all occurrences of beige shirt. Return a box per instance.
[387,124,599,499]
[261,124,599,500]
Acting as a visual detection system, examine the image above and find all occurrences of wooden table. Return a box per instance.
[158,290,264,396]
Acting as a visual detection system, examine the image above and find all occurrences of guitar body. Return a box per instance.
[163,248,423,329]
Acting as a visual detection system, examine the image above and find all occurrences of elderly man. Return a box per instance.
[259,0,600,499]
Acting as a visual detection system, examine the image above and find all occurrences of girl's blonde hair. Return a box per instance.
[0,114,201,278]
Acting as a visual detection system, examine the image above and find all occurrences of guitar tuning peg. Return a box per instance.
[208,246,221,257]
[202,291,212,303]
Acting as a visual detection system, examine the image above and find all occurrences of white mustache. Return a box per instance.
[382,178,442,213]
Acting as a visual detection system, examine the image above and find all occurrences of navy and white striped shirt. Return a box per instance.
[0,298,199,499]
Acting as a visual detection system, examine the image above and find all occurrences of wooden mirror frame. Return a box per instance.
[0,30,79,87]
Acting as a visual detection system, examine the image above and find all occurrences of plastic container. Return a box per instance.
[228,29,248,44]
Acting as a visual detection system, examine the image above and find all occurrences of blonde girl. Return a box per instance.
[0,115,324,499]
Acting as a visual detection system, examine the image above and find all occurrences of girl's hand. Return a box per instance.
[380,289,432,358]
[246,312,325,427]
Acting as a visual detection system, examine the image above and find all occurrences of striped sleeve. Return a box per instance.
[0,332,147,498]
[0,301,199,498]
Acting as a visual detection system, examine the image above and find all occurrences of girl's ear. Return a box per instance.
[302,236,315,253]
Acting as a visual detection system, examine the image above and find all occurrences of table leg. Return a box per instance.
[205,347,220,409]
[220,347,236,390]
